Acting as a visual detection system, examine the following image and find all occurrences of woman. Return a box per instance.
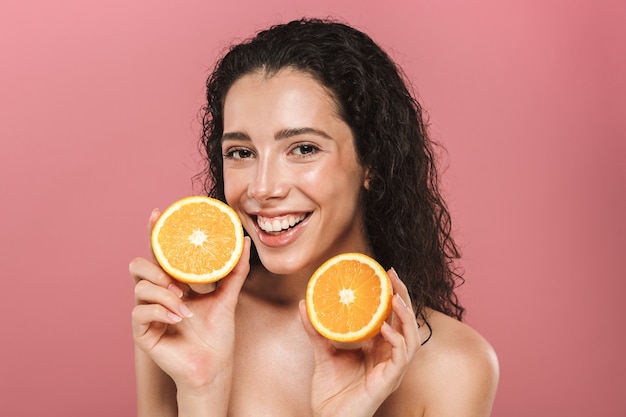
[130,18,499,416]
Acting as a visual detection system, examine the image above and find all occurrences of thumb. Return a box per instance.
[299,300,334,357]
[215,236,251,309]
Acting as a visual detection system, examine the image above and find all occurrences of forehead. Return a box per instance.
[223,68,345,130]
[226,68,340,111]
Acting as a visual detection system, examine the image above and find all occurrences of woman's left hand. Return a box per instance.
[299,268,421,417]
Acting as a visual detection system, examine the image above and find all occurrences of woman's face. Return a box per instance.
[221,68,370,276]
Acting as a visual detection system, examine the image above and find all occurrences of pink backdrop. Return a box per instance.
[1,0,624,415]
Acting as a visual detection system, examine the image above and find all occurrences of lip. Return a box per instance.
[251,212,312,248]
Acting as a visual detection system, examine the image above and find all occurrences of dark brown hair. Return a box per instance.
[199,18,465,321]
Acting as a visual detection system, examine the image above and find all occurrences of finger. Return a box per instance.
[388,268,412,332]
[131,303,180,342]
[378,319,411,395]
[134,278,193,319]
[129,257,175,287]
[380,319,406,363]
[388,268,412,315]
[130,257,190,304]
[147,208,161,261]
[388,269,420,352]
[215,237,252,310]
[382,294,420,362]
[147,208,161,233]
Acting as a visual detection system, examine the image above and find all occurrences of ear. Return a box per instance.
[363,167,372,190]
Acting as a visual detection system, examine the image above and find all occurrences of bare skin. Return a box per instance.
[130,69,499,416]
[130,215,498,417]
[231,266,498,417]
[131,242,424,417]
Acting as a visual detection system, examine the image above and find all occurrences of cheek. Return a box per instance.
[296,165,327,186]
[297,151,364,185]
[300,164,365,205]
[222,169,246,203]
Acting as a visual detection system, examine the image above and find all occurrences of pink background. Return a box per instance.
[1,0,624,415]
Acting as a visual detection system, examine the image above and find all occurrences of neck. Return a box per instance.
[242,263,310,307]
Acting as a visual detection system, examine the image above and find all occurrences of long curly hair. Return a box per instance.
[199,18,465,321]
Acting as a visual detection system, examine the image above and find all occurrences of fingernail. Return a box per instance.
[389,267,399,280]
[150,208,160,221]
[395,293,408,308]
[168,283,184,298]
[167,312,182,322]
[179,303,193,318]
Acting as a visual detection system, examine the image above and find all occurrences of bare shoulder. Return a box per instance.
[379,309,499,417]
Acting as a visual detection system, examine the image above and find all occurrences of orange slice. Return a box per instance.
[151,196,244,284]
[306,253,393,345]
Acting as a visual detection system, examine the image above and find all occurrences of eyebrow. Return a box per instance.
[221,131,250,141]
[275,127,332,140]
[221,127,332,142]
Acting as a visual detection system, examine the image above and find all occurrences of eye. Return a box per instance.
[291,143,320,157]
[223,148,255,160]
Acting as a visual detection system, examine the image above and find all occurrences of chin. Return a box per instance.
[255,250,314,277]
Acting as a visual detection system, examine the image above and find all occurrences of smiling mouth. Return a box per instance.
[256,213,309,234]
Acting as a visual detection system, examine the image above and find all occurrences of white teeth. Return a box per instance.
[257,214,306,233]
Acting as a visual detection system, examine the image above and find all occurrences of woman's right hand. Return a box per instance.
[129,209,251,395]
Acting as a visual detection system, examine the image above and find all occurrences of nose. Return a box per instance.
[247,156,289,201]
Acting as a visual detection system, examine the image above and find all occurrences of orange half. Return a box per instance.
[306,253,393,344]
[151,196,244,284]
